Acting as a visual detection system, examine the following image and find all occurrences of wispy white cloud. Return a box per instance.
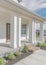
[13,0,46,11]
[19,0,46,11]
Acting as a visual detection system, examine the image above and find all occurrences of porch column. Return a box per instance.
[29,21,32,43]
[40,22,44,42]
[10,15,18,48]
[17,17,21,48]
[10,15,22,49]
[32,20,36,44]
[29,20,36,44]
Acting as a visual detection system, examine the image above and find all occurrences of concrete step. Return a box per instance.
[0,43,10,47]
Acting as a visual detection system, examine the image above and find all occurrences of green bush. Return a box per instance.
[22,44,29,53]
[36,42,40,47]
[15,51,22,56]
[36,42,46,47]
[0,57,6,65]
[40,43,46,47]
[7,52,16,60]
[45,41,46,43]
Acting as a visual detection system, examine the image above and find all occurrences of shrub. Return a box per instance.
[36,42,46,47]
[45,41,46,43]
[7,52,15,60]
[36,42,40,47]
[40,43,46,47]
[15,51,22,56]
[22,44,29,53]
[0,57,6,65]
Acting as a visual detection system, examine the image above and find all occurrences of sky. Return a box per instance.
[13,0,46,30]
[20,0,46,18]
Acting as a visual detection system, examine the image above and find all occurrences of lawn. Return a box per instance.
[36,42,46,47]
[36,42,46,50]
[40,43,46,47]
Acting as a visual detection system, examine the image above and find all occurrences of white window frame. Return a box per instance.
[21,24,27,37]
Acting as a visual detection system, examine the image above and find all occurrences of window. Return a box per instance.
[21,24,27,36]
[6,23,10,40]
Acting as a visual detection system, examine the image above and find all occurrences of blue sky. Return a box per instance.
[36,8,46,18]
[19,0,46,18]
[13,0,46,30]
[13,0,46,18]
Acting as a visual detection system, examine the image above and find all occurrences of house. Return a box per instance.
[0,0,45,49]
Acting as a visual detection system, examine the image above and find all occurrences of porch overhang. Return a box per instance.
[0,0,45,22]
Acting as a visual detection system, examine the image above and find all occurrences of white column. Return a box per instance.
[10,15,18,48]
[17,17,21,48]
[10,15,22,49]
[26,24,29,40]
[40,22,44,42]
[29,21,32,43]
[32,20,36,44]
[29,20,36,44]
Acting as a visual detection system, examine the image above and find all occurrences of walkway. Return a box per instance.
[14,50,46,65]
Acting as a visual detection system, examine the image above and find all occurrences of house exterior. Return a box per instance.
[0,0,46,49]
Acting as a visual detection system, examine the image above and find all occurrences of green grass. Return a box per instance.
[40,43,46,47]
[36,42,46,47]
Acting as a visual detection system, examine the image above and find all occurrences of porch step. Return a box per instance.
[0,46,16,57]
[0,43,10,47]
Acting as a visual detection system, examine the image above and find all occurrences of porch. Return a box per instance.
[0,1,45,49]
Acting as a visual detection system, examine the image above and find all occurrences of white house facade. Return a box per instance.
[0,0,45,49]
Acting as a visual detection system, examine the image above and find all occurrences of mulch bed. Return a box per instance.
[5,51,33,65]
[40,47,46,50]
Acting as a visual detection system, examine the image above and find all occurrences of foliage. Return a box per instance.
[40,43,46,47]
[45,41,46,43]
[15,51,21,56]
[0,57,6,65]
[7,52,15,60]
[36,42,40,47]
[36,42,46,47]
[22,44,29,53]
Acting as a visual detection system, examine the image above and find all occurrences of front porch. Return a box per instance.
[0,1,45,49]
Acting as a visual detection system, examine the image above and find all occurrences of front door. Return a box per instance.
[6,23,10,42]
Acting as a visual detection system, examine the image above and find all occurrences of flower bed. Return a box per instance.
[5,51,33,65]
[4,44,33,65]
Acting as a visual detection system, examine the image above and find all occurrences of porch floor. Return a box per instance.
[0,46,16,57]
